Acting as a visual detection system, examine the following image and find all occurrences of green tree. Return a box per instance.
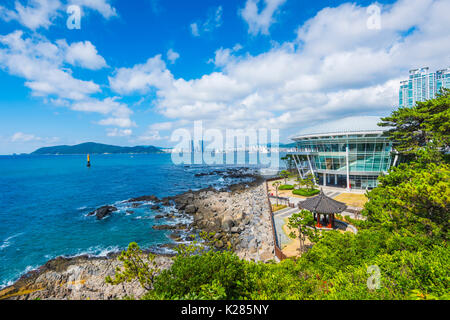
[280,170,291,184]
[379,88,450,154]
[301,173,316,191]
[105,242,160,291]
[272,181,281,206]
[281,155,295,173]
[362,149,449,242]
[288,210,322,253]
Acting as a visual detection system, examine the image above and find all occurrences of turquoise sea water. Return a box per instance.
[0,153,269,288]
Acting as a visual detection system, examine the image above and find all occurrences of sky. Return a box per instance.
[0,0,449,154]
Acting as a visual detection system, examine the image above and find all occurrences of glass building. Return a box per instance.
[289,130,396,190]
[399,67,450,108]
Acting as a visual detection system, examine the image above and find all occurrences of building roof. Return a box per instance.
[298,189,347,214]
[291,129,386,141]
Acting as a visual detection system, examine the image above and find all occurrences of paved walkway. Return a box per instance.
[273,207,298,247]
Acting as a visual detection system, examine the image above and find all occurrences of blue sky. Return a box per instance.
[0,0,449,154]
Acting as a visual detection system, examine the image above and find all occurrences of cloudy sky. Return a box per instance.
[0,0,449,154]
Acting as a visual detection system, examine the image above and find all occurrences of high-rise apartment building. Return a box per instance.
[399,67,450,107]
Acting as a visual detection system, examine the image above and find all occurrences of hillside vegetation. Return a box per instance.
[31,142,162,155]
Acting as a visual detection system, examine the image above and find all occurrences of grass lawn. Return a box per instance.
[333,193,368,208]
[272,204,287,212]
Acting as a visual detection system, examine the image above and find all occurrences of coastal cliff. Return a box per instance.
[0,179,275,300]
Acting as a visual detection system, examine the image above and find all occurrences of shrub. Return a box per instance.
[293,188,320,197]
[148,249,254,300]
[279,184,294,190]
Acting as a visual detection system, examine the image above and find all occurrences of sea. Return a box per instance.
[0,152,282,288]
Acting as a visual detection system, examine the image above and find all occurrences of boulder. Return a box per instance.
[214,240,224,249]
[184,204,197,214]
[88,206,117,220]
[221,218,234,231]
[152,225,177,230]
[128,195,159,202]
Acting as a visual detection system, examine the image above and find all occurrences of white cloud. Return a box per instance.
[0,32,133,132]
[106,128,132,137]
[69,0,117,19]
[292,116,384,137]
[0,0,61,30]
[109,0,450,142]
[137,130,166,142]
[190,6,223,37]
[59,40,107,70]
[0,0,117,30]
[190,23,199,37]
[108,55,173,94]
[11,132,42,142]
[240,0,286,35]
[0,31,101,101]
[209,44,242,67]
[167,48,180,64]
[10,132,60,145]
[71,97,136,128]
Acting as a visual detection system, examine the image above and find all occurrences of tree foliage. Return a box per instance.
[363,149,449,242]
[379,88,449,154]
[105,242,159,291]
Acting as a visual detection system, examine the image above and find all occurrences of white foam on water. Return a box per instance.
[68,245,122,258]
[0,279,14,290]
[0,232,24,251]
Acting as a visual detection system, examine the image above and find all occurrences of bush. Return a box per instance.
[148,249,254,300]
[293,188,320,197]
[279,184,294,190]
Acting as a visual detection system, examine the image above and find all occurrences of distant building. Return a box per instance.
[399,67,450,107]
[288,130,397,190]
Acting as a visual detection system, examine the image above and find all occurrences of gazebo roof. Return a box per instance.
[298,189,347,214]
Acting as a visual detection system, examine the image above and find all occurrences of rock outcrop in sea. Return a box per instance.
[0,173,275,300]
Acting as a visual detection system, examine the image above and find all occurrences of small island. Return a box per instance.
[31,142,164,155]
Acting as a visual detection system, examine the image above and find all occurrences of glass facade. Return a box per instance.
[399,67,450,108]
[291,131,393,189]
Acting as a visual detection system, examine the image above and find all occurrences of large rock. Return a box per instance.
[152,225,177,230]
[128,195,159,202]
[0,254,173,300]
[88,206,117,220]
[221,218,234,231]
[184,204,197,214]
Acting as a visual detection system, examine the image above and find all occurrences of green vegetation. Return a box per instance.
[279,170,292,184]
[293,188,320,197]
[106,92,449,300]
[272,181,281,206]
[295,173,316,191]
[379,88,449,155]
[288,210,322,253]
[32,142,162,155]
[279,184,294,190]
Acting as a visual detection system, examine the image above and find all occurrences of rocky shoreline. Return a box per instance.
[0,174,275,300]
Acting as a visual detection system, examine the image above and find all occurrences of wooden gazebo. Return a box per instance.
[298,189,347,228]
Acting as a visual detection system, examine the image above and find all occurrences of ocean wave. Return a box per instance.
[0,232,24,251]
[0,279,14,290]
[69,245,122,258]
[0,264,39,290]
